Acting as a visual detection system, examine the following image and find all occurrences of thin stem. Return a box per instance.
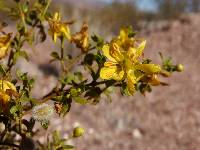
[86,80,116,87]
[60,38,64,59]
[60,37,67,72]
[42,0,52,18]
[0,142,20,149]
[7,49,14,72]
[17,2,27,33]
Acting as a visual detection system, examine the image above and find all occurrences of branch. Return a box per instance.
[0,142,20,149]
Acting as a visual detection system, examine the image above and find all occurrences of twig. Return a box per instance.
[0,142,20,149]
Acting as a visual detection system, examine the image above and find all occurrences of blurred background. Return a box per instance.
[1,0,200,149]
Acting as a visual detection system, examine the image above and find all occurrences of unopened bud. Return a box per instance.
[73,127,85,138]
[176,64,184,72]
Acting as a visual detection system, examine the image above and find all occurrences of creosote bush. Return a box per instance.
[0,0,183,149]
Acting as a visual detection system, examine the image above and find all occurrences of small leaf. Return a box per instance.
[22,2,29,13]
[13,51,29,64]
[73,97,88,105]
[19,93,30,103]
[84,53,94,65]
[10,105,21,116]
[51,51,60,60]
[61,104,70,116]
[41,121,49,130]
[0,65,7,76]
[52,131,61,145]
[95,53,106,65]
[91,34,104,49]
[74,72,83,81]
[63,145,75,150]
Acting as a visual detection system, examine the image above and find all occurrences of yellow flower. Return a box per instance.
[0,80,16,112]
[100,28,161,95]
[0,33,12,59]
[71,22,89,52]
[48,12,72,43]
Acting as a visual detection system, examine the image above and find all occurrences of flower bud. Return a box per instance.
[73,127,85,138]
[176,64,184,72]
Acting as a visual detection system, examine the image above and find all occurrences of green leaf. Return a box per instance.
[0,65,7,76]
[52,131,61,145]
[84,53,95,65]
[13,50,29,64]
[22,2,29,13]
[10,105,21,116]
[74,72,83,82]
[16,70,34,91]
[41,121,49,130]
[51,51,60,60]
[61,104,70,116]
[95,53,106,65]
[63,145,75,150]
[91,34,104,49]
[73,97,88,105]
[61,73,74,85]
[70,88,81,97]
[19,92,30,103]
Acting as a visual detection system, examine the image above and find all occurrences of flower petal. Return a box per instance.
[149,75,160,86]
[119,27,129,42]
[102,44,117,62]
[136,40,146,58]
[100,65,124,81]
[0,90,10,109]
[127,40,146,61]
[53,33,58,43]
[126,70,137,95]
[110,42,124,62]
[135,64,161,74]
[0,80,16,92]
[54,12,61,21]
[61,26,71,40]
[104,61,118,67]
[0,34,11,59]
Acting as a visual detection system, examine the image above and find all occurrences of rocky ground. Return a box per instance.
[13,13,200,150]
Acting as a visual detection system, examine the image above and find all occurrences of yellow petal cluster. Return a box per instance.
[48,12,72,43]
[0,33,12,59]
[71,22,89,52]
[100,27,161,95]
[0,80,16,112]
